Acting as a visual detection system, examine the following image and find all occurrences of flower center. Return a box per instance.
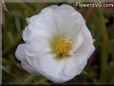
[53,37,72,57]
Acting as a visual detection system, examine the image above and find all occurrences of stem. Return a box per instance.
[98,8,109,82]
[23,75,34,83]
[83,7,94,22]
[3,34,21,55]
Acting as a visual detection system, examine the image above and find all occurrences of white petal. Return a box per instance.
[25,42,51,57]
[30,8,58,35]
[54,5,84,39]
[56,4,75,12]
[15,39,51,61]
[59,45,94,80]
[21,59,39,75]
[38,54,63,82]
[66,13,85,39]
[82,25,94,43]
[57,57,86,82]
[22,24,51,43]
[21,45,46,77]
[48,5,59,9]
[15,44,26,60]
[23,8,60,43]
[26,14,39,24]
[75,37,95,60]
[39,8,59,35]
[30,52,67,83]
[59,34,95,80]
[70,33,83,54]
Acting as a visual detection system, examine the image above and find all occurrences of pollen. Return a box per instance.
[54,37,72,57]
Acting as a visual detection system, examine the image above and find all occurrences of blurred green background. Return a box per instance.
[2,2,114,85]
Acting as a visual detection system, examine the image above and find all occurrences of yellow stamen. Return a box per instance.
[54,37,72,57]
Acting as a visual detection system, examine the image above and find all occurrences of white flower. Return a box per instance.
[15,4,95,83]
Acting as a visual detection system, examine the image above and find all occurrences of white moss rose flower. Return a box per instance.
[15,4,95,83]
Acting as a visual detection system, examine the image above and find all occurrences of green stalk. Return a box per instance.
[98,7,109,82]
